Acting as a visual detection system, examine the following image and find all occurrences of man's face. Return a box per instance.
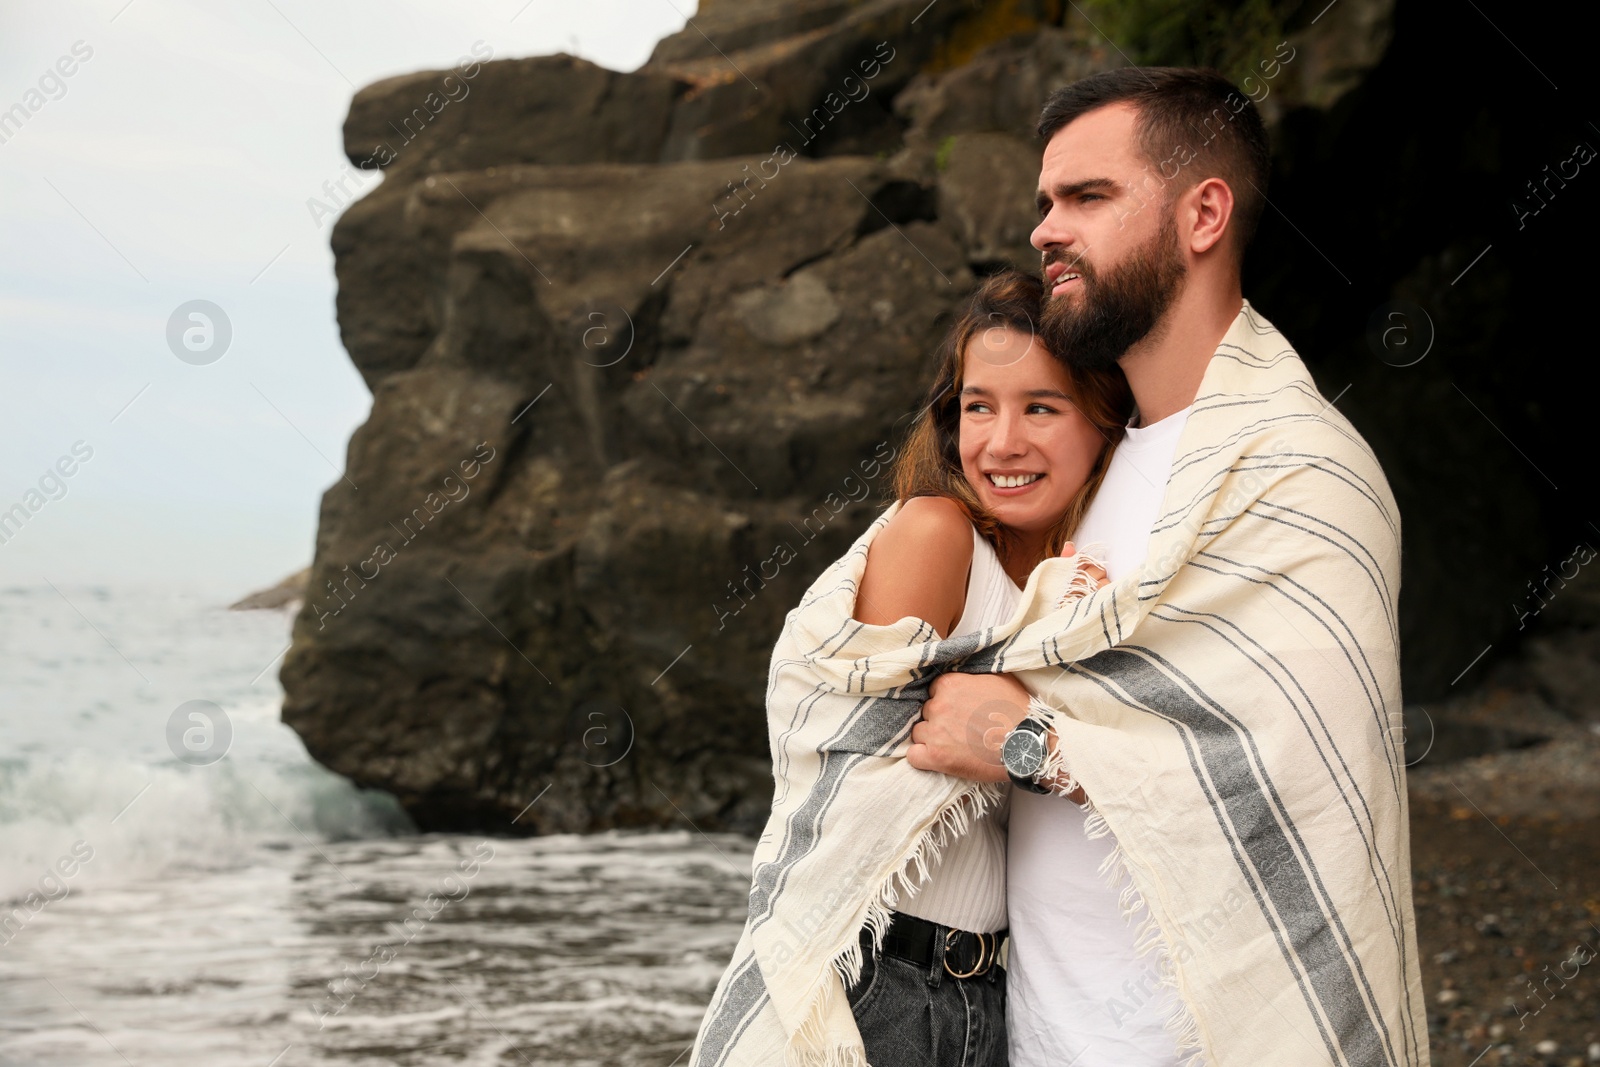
[1030,103,1187,372]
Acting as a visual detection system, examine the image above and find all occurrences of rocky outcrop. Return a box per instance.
[230,567,310,611]
[283,0,1589,835]
[1406,563,1600,822]
[287,0,1098,835]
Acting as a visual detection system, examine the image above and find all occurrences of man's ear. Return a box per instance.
[1187,176,1235,256]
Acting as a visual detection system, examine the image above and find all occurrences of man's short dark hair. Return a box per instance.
[1037,67,1270,264]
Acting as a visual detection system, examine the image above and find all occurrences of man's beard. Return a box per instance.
[1038,212,1187,372]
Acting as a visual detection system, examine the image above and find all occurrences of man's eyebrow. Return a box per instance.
[1034,177,1120,214]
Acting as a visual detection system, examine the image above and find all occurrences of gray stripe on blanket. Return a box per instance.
[692,956,770,1067]
[1075,647,1396,1067]
[747,689,926,926]
[745,633,1004,928]
[1143,607,1423,1065]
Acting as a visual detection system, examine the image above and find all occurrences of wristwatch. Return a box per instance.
[1001,717,1051,794]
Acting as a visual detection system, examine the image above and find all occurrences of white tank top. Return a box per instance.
[894,522,1019,934]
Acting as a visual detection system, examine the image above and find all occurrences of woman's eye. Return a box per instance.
[964,402,991,414]
[1028,403,1054,414]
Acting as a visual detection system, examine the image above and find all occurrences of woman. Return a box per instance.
[687,270,1130,1067]
[842,269,1132,1065]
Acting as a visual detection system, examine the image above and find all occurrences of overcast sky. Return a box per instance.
[0,0,693,597]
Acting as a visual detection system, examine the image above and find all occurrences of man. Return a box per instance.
[908,68,1430,1066]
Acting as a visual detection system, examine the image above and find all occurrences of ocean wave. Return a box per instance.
[0,749,412,904]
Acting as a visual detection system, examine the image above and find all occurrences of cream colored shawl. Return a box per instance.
[690,300,1429,1067]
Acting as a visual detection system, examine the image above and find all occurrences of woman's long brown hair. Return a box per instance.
[888,269,1134,571]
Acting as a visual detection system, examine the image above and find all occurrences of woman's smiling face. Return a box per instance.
[958,326,1106,536]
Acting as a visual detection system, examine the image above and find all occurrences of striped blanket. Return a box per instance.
[690,300,1429,1067]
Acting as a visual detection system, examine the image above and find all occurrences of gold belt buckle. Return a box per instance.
[943,929,989,978]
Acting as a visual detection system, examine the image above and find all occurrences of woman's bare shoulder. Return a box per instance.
[880,496,976,556]
[853,496,975,634]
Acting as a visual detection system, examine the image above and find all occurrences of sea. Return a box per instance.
[0,584,752,1066]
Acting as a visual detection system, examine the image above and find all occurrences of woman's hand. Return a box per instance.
[1057,541,1106,601]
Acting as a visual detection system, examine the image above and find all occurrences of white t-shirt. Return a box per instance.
[1006,404,1192,1067]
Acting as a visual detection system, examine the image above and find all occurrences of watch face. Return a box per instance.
[1002,727,1046,778]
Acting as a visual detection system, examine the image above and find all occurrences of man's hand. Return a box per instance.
[906,673,1030,782]
[907,671,1088,802]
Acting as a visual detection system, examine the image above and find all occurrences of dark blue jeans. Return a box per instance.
[846,923,1008,1067]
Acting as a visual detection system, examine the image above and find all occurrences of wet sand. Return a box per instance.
[1410,736,1600,1066]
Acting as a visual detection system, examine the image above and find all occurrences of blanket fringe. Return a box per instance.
[788,1013,870,1067]
[784,778,1009,1066]
[1053,540,1111,609]
[835,778,1009,988]
[1034,715,1080,799]
[1082,796,1209,1067]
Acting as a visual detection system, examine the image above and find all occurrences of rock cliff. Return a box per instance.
[281,0,1597,834]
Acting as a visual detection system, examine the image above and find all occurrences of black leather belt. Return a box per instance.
[861,911,1006,978]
